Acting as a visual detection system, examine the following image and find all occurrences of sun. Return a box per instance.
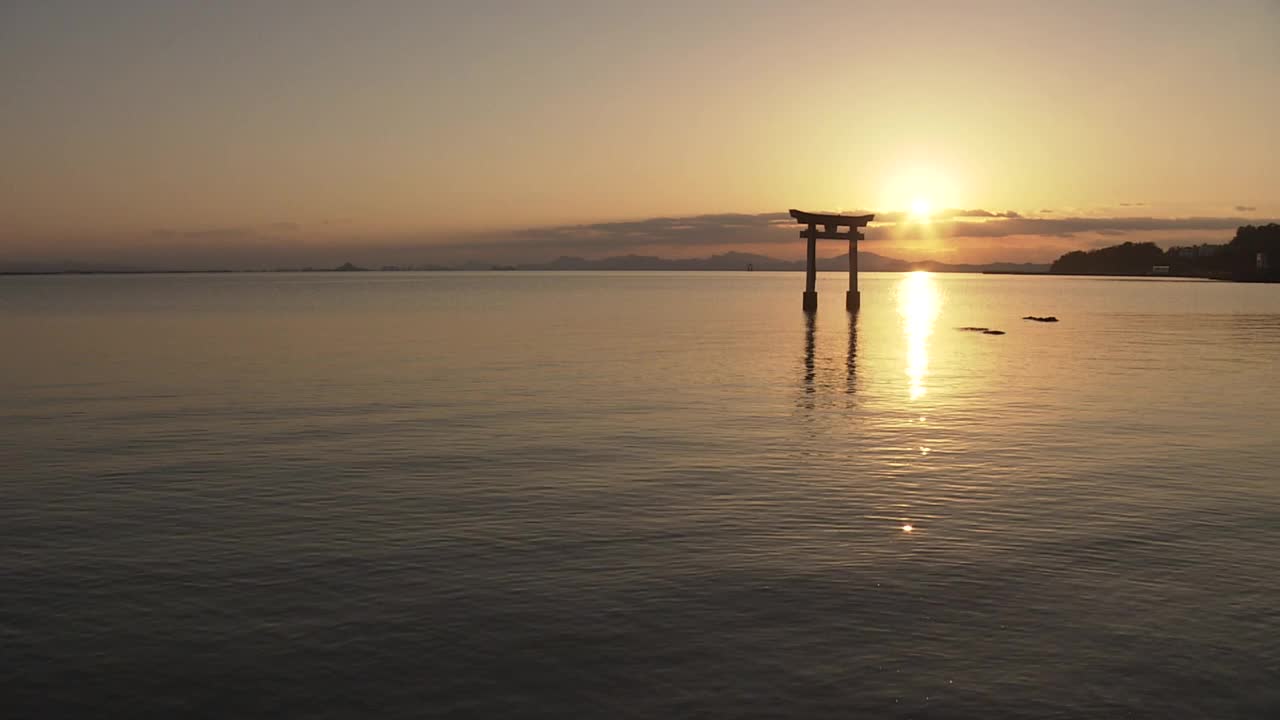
[910,197,933,220]
[879,163,960,222]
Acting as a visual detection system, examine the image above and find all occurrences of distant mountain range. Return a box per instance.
[0,260,152,274]
[469,251,1048,274]
[2,250,1049,275]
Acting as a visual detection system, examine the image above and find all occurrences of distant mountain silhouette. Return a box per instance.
[2,251,1050,275]
[0,260,147,274]
[513,251,1047,274]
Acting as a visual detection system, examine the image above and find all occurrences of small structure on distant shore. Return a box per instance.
[789,209,875,312]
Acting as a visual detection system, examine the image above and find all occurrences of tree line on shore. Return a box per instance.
[1050,223,1279,280]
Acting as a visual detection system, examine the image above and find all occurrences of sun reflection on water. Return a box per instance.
[898,271,941,400]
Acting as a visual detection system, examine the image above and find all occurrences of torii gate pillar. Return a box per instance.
[790,209,875,313]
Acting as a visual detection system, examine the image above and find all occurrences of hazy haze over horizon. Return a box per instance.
[2,0,1278,269]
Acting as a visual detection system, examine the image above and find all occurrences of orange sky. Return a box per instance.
[2,1,1277,268]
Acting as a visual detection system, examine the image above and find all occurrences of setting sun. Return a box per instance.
[880,163,961,226]
[910,197,933,220]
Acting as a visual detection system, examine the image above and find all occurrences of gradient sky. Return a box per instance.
[2,0,1278,268]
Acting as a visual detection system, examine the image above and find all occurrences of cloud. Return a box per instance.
[1119,202,1146,207]
[906,211,1237,235]
[944,209,1023,219]
[148,224,307,243]
[872,208,1022,222]
[1235,205,1257,212]
[7,208,1269,269]
[150,227,257,241]
[920,215,1251,239]
[488,212,797,251]
[393,209,1268,266]
[452,211,1256,249]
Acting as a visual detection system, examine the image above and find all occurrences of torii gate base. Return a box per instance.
[803,291,856,312]
[790,209,875,313]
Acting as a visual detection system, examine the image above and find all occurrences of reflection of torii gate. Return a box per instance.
[790,209,875,313]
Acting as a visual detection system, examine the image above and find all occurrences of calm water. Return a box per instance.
[3,271,1278,718]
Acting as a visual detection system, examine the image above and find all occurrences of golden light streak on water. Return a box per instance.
[897,271,941,400]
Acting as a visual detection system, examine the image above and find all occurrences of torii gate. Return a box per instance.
[790,209,875,312]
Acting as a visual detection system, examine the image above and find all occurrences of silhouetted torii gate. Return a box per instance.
[790,209,875,312]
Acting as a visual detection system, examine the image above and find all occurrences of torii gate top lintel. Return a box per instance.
[789,209,875,229]
[790,208,875,313]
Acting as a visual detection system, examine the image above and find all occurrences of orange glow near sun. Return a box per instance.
[882,164,959,222]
